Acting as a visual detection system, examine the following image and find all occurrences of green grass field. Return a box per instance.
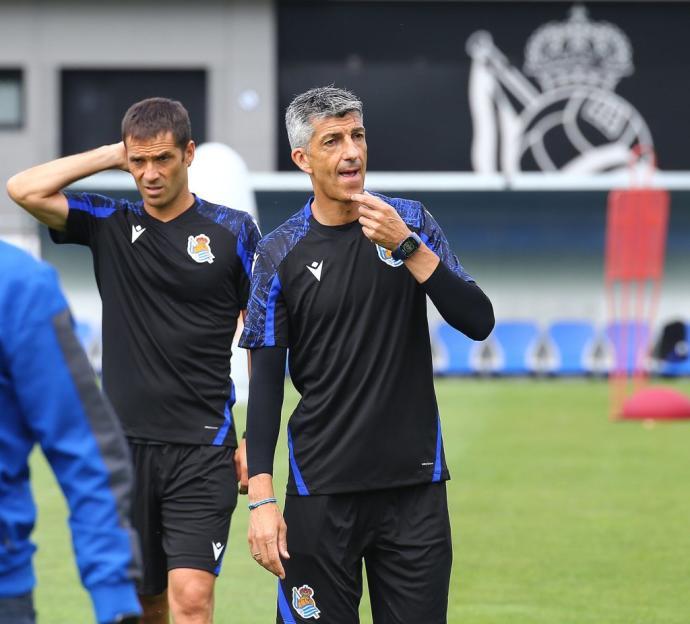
[31,379,690,623]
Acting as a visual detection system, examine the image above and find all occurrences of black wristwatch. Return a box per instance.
[392,232,422,261]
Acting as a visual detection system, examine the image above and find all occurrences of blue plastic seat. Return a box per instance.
[434,322,479,375]
[547,320,597,375]
[491,321,540,375]
[606,321,650,374]
[659,358,690,376]
[658,322,690,377]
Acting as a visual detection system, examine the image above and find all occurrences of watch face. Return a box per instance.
[402,238,418,254]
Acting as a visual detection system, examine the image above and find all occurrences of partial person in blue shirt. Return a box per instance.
[0,240,141,624]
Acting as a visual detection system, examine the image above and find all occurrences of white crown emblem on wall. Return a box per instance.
[524,6,633,91]
[466,3,654,175]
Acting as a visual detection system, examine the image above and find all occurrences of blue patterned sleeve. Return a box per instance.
[236,214,262,309]
[239,243,289,349]
[50,192,120,247]
[419,207,474,282]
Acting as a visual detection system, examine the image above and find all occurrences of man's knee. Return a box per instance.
[171,585,212,617]
[168,569,215,620]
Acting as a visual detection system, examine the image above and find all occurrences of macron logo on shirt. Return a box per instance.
[131,224,146,244]
[306,260,323,281]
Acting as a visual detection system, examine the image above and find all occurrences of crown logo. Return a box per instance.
[298,585,314,599]
[524,5,633,91]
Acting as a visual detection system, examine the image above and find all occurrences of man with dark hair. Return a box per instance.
[0,240,141,624]
[7,97,260,624]
[121,97,192,151]
[241,85,494,623]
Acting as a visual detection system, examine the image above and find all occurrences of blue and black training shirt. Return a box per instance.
[240,192,475,495]
[51,192,260,446]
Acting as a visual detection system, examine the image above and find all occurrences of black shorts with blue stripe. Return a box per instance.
[276,482,452,624]
[129,441,238,596]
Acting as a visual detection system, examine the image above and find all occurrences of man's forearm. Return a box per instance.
[246,346,287,478]
[404,243,441,283]
[6,143,126,229]
[422,260,495,340]
[8,143,125,201]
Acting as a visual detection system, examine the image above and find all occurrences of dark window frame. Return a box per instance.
[0,68,24,130]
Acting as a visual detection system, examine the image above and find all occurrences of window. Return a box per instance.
[0,69,23,129]
[61,69,207,155]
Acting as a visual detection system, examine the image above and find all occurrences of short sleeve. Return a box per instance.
[239,244,290,349]
[420,207,474,282]
[236,214,262,309]
[50,192,120,247]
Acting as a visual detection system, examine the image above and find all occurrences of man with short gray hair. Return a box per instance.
[284,86,364,150]
[242,85,494,623]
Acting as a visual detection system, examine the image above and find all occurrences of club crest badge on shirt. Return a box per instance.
[187,234,215,264]
[375,244,403,268]
[292,584,321,619]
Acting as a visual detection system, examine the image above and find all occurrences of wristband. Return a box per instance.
[248,497,277,511]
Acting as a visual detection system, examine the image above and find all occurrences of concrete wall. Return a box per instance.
[0,0,276,239]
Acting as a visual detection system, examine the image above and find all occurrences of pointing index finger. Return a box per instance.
[351,192,383,211]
